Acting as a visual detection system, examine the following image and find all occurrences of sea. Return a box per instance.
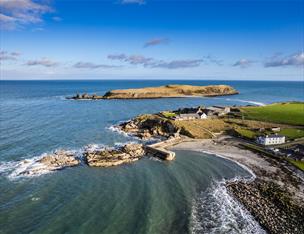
[0,80,303,234]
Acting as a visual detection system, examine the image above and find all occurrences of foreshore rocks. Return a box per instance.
[11,142,177,178]
[38,150,80,168]
[15,150,81,177]
[118,114,179,139]
[226,179,304,234]
[66,93,103,100]
[84,143,146,167]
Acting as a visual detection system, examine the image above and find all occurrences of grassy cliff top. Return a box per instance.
[103,84,238,99]
[240,102,304,126]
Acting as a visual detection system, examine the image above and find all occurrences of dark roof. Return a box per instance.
[179,113,200,118]
[263,135,285,139]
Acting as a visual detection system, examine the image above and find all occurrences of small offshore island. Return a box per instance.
[67,84,239,100]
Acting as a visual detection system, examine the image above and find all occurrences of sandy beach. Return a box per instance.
[170,136,277,177]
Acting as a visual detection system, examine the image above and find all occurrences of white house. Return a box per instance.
[256,135,285,146]
[175,112,207,121]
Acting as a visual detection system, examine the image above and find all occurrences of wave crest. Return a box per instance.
[191,180,266,234]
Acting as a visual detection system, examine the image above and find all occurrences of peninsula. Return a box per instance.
[67,84,239,100]
[116,102,304,233]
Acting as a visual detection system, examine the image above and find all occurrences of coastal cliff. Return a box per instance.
[67,84,239,100]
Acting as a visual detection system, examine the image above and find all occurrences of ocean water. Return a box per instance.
[0,80,303,233]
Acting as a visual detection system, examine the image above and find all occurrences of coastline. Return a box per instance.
[168,136,304,233]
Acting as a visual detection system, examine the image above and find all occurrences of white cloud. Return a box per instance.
[120,0,146,5]
[52,16,62,22]
[108,53,203,69]
[264,52,304,67]
[73,62,121,69]
[0,0,53,30]
[150,59,203,69]
[144,38,169,48]
[233,59,254,68]
[25,58,58,67]
[0,50,21,60]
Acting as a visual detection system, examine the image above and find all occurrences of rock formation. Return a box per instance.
[118,114,179,139]
[38,150,80,169]
[84,143,146,167]
[15,150,80,177]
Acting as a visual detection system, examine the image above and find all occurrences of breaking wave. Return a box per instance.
[0,141,140,180]
[191,180,266,234]
[0,155,54,180]
[107,125,131,138]
[107,124,161,144]
[225,98,266,106]
[199,150,256,181]
[0,149,81,180]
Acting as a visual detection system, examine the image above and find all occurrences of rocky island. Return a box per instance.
[67,84,239,100]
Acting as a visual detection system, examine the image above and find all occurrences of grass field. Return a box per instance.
[161,111,177,118]
[279,128,304,140]
[173,119,227,138]
[287,159,304,171]
[240,102,304,126]
[235,128,257,139]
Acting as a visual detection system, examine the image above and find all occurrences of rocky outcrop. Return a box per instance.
[15,150,80,177]
[38,150,80,168]
[66,93,103,100]
[103,84,239,99]
[84,143,146,167]
[118,114,179,139]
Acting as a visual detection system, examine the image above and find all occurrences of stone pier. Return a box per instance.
[145,136,184,161]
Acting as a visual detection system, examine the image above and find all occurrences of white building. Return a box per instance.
[256,135,285,146]
[175,112,207,121]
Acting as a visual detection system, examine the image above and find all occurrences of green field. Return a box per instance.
[235,128,257,139]
[240,102,304,126]
[161,111,177,118]
[287,159,304,171]
[279,128,304,140]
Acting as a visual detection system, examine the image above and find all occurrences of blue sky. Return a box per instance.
[0,0,303,80]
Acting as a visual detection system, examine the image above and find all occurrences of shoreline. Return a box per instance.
[168,136,304,233]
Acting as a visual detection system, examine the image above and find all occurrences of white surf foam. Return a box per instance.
[107,125,131,138]
[84,144,107,152]
[1,139,147,180]
[199,150,256,181]
[191,180,266,234]
[0,149,81,180]
[0,155,51,180]
[225,98,266,106]
[107,124,162,144]
[114,141,138,147]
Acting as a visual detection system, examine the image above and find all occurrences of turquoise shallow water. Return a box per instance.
[0,80,303,233]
